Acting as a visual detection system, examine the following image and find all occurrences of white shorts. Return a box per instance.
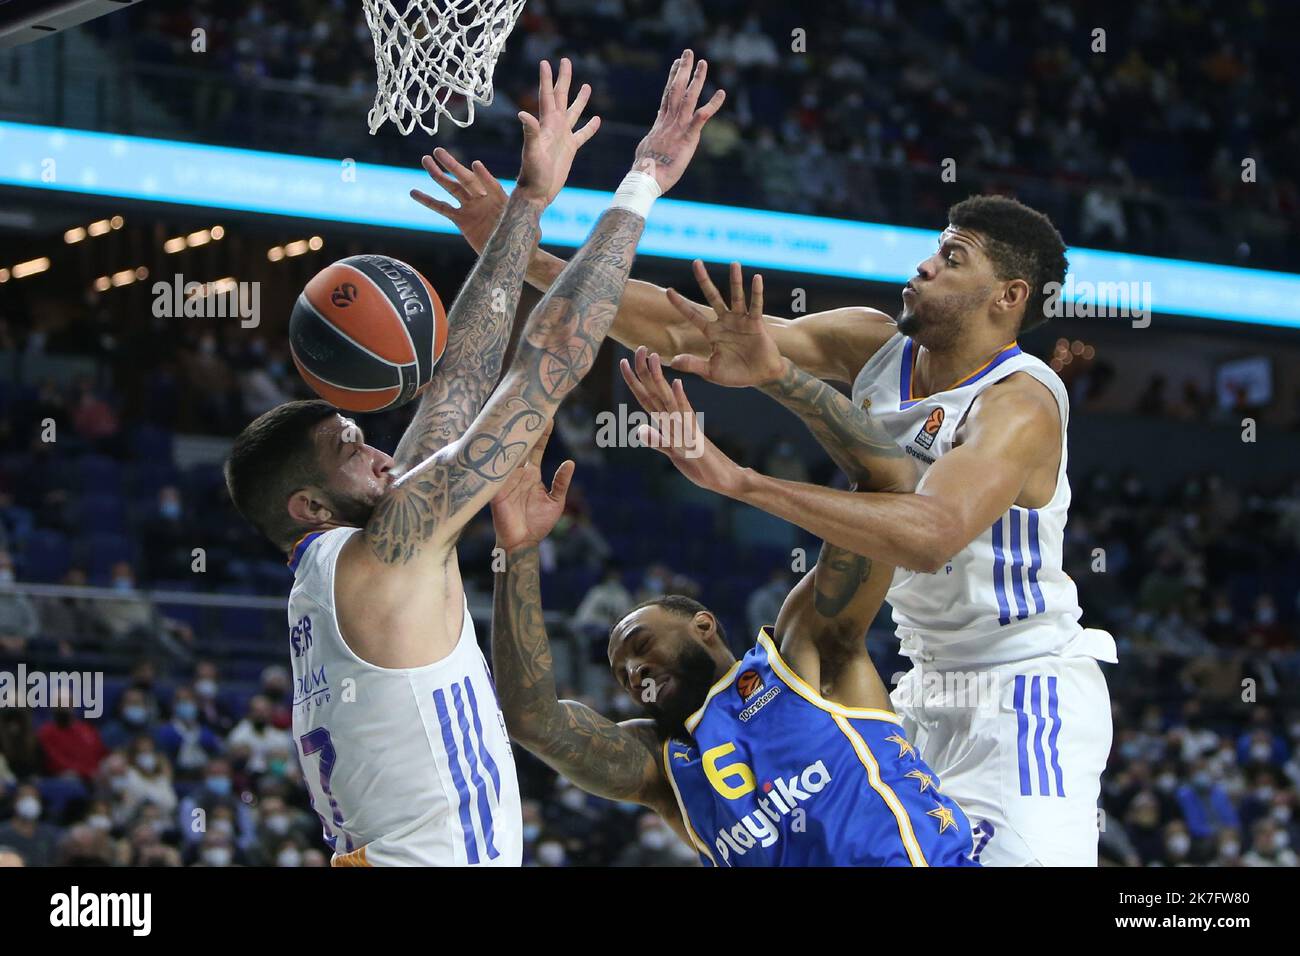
[890,651,1113,867]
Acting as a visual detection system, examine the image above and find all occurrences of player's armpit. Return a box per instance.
[774,542,894,711]
[912,373,1063,566]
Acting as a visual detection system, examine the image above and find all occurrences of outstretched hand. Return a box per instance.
[634,49,727,195]
[663,260,786,388]
[490,421,575,553]
[619,346,747,497]
[514,58,601,205]
[410,148,508,256]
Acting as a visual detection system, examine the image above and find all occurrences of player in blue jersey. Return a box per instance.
[489,381,978,866]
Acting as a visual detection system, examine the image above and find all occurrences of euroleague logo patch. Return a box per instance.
[913,407,944,450]
[737,669,780,722]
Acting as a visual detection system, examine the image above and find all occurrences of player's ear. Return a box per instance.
[287,488,332,527]
[995,277,1031,318]
[693,610,718,642]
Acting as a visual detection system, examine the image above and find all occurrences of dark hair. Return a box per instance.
[617,594,727,645]
[224,400,337,550]
[947,195,1068,334]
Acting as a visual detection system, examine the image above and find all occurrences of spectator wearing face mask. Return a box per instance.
[0,845,24,866]
[1242,818,1299,867]
[154,686,223,777]
[140,486,195,581]
[531,836,567,868]
[36,697,107,781]
[102,687,156,750]
[0,784,60,866]
[118,736,177,820]
[226,695,292,775]
[195,830,238,868]
[253,794,314,864]
[611,813,697,866]
[191,660,235,733]
[272,839,305,868]
[178,758,255,849]
[1236,710,1289,767]
[1174,760,1240,844]
[1161,820,1195,866]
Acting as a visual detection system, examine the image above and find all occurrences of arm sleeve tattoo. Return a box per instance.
[492,545,663,803]
[365,206,646,564]
[758,359,912,492]
[390,191,543,471]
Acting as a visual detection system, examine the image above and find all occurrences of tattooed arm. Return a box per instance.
[388,189,542,472]
[363,49,724,566]
[757,357,914,494]
[493,543,671,805]
[773,532,895,711]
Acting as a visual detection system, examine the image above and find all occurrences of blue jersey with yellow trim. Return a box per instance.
[662,631,978,867]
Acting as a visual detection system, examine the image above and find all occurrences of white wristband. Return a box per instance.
[609,169,662,219]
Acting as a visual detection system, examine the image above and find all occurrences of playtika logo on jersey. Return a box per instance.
[713,759,832,863]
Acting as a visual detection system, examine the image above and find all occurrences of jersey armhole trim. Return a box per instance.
[661,739,717,866]
[757,631,902,724]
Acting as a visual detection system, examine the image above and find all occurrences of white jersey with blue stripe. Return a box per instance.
[286,526,522,866]
[851,334,1115,666]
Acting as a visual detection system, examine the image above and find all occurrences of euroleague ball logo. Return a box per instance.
[914,407,944,450]
[737,670,763,701]
[331,282,358,308]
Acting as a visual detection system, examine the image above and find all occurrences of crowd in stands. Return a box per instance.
[89,0,1298,270]
[1,354,1298,864]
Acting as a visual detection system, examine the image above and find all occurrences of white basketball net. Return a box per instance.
[364,0,527,136]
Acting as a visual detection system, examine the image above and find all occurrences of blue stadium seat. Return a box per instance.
[20,528,71,582]
[80,532,137,576]
[128,424,174,463]
[37,776,89,821]
[71,454,123,494]
[72,493,128,535]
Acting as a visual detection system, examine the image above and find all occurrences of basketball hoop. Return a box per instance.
[363,0,527,136]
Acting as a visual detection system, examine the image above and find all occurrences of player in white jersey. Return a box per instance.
[222,53,726,865]
[610,196,1115,866]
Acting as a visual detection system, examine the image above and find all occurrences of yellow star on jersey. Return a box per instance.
[927,806,958,833]
[885,734,916,759]
[905,769,935,793]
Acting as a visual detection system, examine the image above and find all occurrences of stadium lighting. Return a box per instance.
[284,240,309,257]
[163,236,187,254]
[186,229,212,247]
[87,219,111,237]
[64,226,87,243]
[211,225,225,240]
[308,236,323,251]
[11,257,50,278]
[92,276,111,292]
[110,268,136,287]
[267,246,285,262]
[0,268,9,283]
[111,215,125,229]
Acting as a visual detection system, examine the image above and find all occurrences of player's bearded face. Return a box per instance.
[641,638,717,736]
[896,282,990,350]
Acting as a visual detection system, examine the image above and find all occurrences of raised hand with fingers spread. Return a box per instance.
[665,260,785,387]
[490,422,575,554]
[633,49,727,195]
[618,345,746,496]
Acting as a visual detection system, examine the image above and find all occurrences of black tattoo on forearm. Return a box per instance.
[390,191,544,469]
[759,360,907,488]
[492,546,661,801]
[365,207,646,564]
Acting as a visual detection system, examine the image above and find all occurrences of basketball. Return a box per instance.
[289,254,449,412]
